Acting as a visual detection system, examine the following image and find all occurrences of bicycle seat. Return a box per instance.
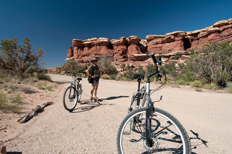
[134,74,144,80]
[76,78,82,81]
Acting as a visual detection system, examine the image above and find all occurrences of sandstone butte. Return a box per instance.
[47,18,232,73]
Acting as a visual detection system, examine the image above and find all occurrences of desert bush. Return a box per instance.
[175,79,189,85]
[98,53,114,74]
[22,86,34,94]
[81,73,87,78]
[163,62,178,80]
[101,74,110,80]
[46,85,52,91]
[195,87,202,92]
[137,65,145,75]
[0,91,21,113]
[36,82,44,90]
[189,42,232,87]
[36,73,51,81]
[0,91,6,107]
[203,84,220,90]
[190,80,202,88]
[227,82,232,93]
[9,94,22,104]
[174,52,182,60]
[0,78,3,84]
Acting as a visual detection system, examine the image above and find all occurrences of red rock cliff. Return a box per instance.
[67,18,232,63]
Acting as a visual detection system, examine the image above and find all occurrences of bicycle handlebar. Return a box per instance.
[150,53,162,66]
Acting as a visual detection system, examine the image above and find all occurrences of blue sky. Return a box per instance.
[1,0,232,68]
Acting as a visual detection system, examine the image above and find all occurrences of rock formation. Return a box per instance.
[67,18,232,65]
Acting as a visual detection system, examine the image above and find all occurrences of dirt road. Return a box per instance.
[2,74,232,153]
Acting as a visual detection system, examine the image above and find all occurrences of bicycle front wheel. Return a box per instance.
[117,108,191,154]
[63,86,78,112]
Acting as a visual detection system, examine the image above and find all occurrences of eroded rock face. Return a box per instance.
[68,18,232,63]
[67,47,73,58]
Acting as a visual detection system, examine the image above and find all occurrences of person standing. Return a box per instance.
[86,57,101,102]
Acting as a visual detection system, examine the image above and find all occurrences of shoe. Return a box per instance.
[90,97,93,102]
[94,96,98,102]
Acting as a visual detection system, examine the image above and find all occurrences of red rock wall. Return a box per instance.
[67,18,232,63]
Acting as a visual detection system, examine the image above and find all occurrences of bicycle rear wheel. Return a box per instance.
[63,86,78,112]
[117,108,191,154]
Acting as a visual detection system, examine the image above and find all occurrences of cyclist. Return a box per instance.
[86,57,101,102]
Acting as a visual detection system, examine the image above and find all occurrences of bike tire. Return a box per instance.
[63,86,78,112]
[117,107,191,154]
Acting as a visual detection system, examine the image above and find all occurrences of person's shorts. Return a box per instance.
[92,77,99,85]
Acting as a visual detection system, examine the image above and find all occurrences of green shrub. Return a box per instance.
[0,91,7,107]
[121,77,128,81]
[203,84,220,90]
[163,62,178,80]
[0,92,21,113]
[174,52,182,60]
[227,82,232,93]
[190,80,202,88]
[184,51,189,55]
[0,78,3,84]
[81,74,87,78]
[36,82,44,90]
[175,79,189,85]
[37,73,52,81]
[9,94,22,104]
[195,87,202,92]
[101,74,110,80]
[46,85,52,91]
[9,85,19,92]
[20,73,30,79]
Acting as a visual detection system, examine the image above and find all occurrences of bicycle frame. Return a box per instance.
[68,72,82,99]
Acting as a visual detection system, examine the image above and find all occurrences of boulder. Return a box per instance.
[145,35,164,42]
[213,20,229,27]
[229,18,232,24]
[72,39,83,47]
[128,36,141,44]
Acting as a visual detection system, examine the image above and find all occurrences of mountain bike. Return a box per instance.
[117,53,191,154]
[63,71,83,112]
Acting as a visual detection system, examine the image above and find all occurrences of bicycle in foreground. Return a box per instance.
[63,71,83,112]
[117,53,191,154]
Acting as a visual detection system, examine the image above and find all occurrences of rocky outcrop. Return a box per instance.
[67,18,232,64]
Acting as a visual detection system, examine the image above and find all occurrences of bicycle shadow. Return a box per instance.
[71,99,115,113]
[98,95,129,102]
[55,81,70,84]
[189,130,208,154]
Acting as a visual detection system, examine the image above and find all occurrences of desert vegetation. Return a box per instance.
[0,38,55,113]
[116,42,232,93]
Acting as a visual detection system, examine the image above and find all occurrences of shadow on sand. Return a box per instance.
[70,95,129,113]
[189,130,208,154]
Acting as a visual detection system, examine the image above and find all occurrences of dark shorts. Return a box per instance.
[92,77,99,85]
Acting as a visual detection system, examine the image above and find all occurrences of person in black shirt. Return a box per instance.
[86,57,101,101]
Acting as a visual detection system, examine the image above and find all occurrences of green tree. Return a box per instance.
[187,42,232,87]
[0,38,46,76]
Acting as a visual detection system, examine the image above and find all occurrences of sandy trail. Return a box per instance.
[2,74,232,154]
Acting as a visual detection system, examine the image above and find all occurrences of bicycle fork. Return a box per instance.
[145,83,154,147]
